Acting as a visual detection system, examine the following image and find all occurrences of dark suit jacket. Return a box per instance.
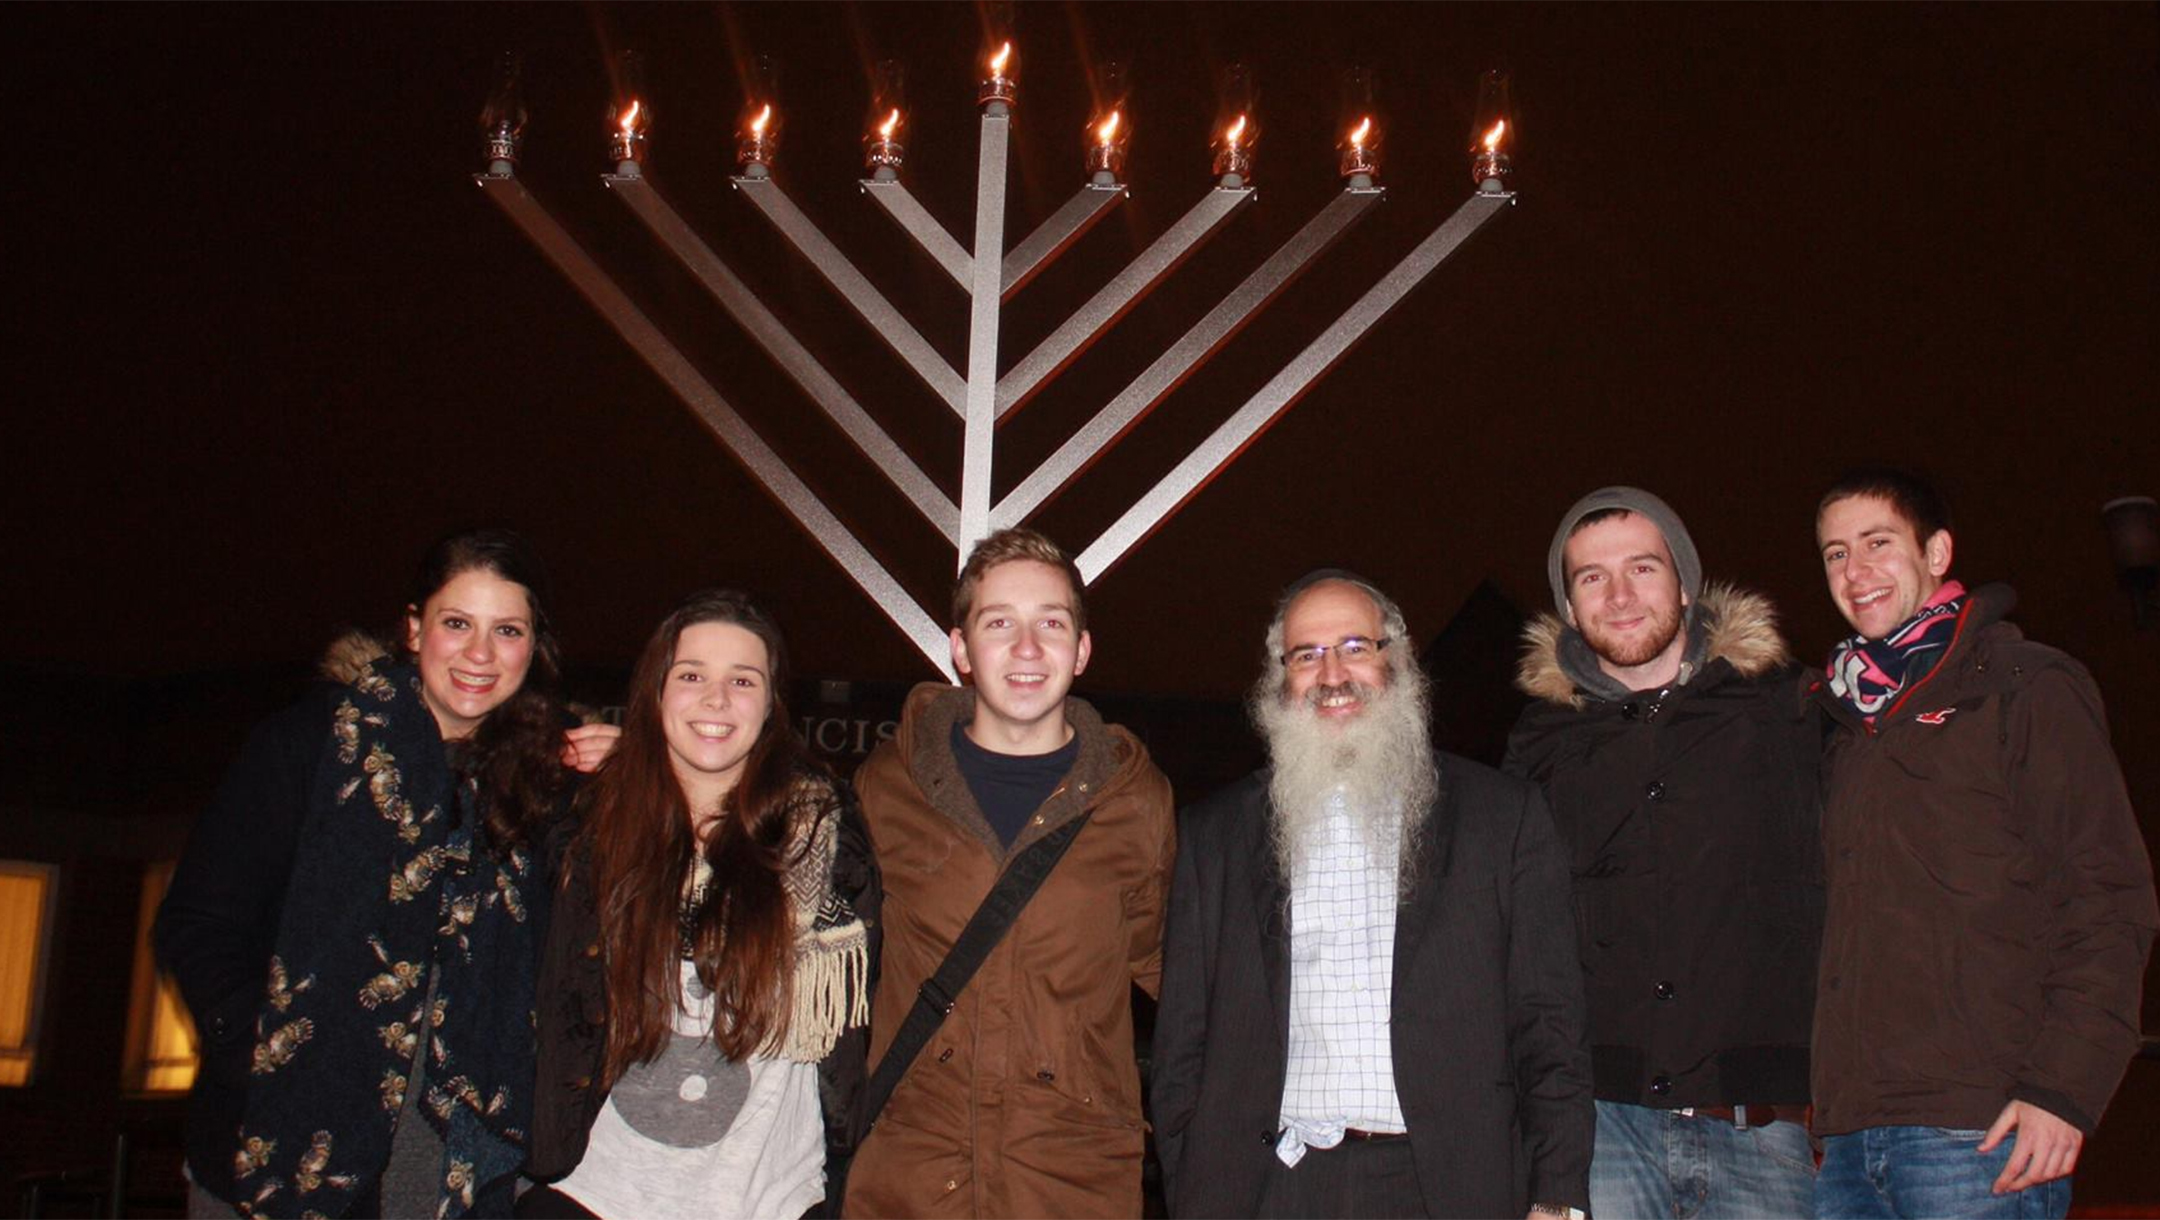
[1150,753,1593,1218]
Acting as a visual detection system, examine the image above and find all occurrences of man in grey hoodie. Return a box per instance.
[1504,487,1825,1219]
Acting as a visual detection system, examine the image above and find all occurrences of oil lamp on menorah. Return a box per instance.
[475,40,1519,680]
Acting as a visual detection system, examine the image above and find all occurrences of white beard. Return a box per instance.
[1250,667,1439,894]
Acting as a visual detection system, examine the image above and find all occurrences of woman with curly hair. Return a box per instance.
[522,590,876,1220]
[160,528,612,1218]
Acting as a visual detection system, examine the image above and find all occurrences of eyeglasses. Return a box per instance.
[1281,636,1391,671]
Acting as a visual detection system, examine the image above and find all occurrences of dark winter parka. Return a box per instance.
[157,635,566,1218]
[1809,582,2157,1136]
[1504,584,1825,1109]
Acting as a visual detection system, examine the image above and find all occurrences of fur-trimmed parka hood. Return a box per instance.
[1516,582,1791,709]
[319,629,393,685]
[319,629,606,725]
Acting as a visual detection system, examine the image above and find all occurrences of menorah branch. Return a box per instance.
[959,107,1014,557]
[1075,189,1515,582]
[995,185,1382,529]
[1001,182,1127,299]
[609,174,959,541]
[476,171,956,677]
[995,185,1254,420]
[861,179,973,290]
[735,176,968,416]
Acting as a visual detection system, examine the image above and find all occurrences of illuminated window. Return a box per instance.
[124,862,199,1094]
[0,861,59,1087]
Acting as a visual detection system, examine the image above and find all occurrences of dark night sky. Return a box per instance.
[7,3,2156,714]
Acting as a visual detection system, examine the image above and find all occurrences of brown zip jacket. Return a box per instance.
[1810,583,2157,1136]
[843,683,1176,1219]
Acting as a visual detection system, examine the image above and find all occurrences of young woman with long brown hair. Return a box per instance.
[159,527,614,1218]
[523,590,876,1220]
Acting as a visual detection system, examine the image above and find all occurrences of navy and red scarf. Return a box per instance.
[1826,580,1967,723]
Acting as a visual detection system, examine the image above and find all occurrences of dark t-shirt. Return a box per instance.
[950,720,1079,848]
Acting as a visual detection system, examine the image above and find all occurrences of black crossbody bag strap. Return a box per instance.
[854,809,1095,1137]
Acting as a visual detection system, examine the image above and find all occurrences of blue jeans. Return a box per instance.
[1591,1100,1816,1219]
[1815,1127,2071,1218]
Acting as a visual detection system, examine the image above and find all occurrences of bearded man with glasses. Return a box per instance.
[1151,569,1592,1220]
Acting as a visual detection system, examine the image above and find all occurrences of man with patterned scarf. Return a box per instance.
[1505,487,1824,1219]
[1809,468,2156,1218]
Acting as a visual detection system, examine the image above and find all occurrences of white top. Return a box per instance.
[557,962,824,1220]
[1275,788,1407,1167]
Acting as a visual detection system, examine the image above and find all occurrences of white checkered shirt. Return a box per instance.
[1275,787,1407,1166]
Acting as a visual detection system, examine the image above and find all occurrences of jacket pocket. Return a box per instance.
[1025,1041,1145,1131]
[1569,886,1595,963]
[204,989,259,1092]
[851,1107,973,1215]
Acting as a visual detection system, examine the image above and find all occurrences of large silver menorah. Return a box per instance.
[475,46,1516,680]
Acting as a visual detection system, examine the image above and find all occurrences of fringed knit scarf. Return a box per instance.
[1826,580,1967,723]
[232,659,542,1218]
[791,786,870,1060]
[679,783,870,1063]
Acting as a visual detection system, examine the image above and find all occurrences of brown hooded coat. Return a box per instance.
[1810,583,2157,1135]
[843,683,1176,1219]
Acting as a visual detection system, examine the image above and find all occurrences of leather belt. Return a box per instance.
[1681,1104,1794,1129]
[1340,1128,1410,1142]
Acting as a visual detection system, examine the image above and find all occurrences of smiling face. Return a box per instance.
[1563,511,1690,690]
[404,568,537,741]
[1279,581,1392,722]
[660,620,772,815]
[1818,493,1954,640]
[950,558,1092,753]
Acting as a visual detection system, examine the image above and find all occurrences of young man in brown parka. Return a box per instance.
[842,528,1176,1218]
[1808,468,2157,1218]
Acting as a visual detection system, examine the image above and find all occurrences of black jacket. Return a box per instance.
[1503,585,1824,1110]
[526,781,882,1209]
[157,640,574,1215]
[157,683,339,1196]
[1150,754,1593,1219]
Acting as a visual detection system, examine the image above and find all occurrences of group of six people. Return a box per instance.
[160,468,2156,1219]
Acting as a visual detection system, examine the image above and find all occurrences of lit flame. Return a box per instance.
[749,103,772,136]
[1224,114,1247,147]
[1482,119,1506,152]
[1096,110,1122,144]
[1348,116,1372,148]
[988,42,1012,75]
[878,108,901,140]
[618,100,642,133]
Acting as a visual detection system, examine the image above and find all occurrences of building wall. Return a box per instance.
[0,845,188,1218]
